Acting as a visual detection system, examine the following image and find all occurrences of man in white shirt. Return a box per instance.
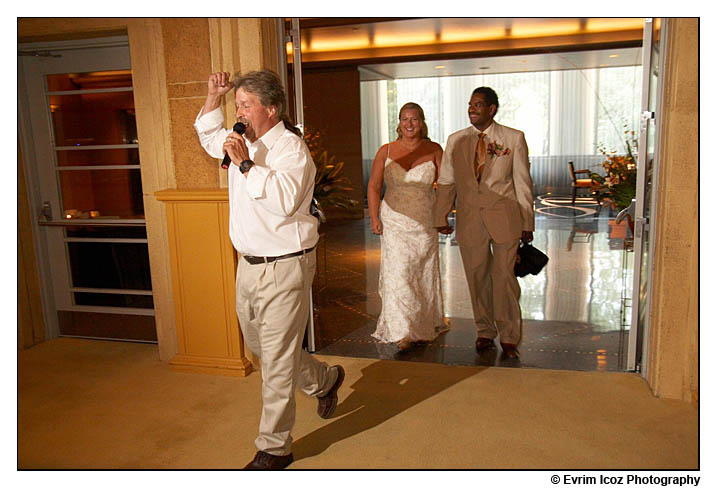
[194,70,344,470]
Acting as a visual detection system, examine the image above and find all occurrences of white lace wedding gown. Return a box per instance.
[372,156,447,344]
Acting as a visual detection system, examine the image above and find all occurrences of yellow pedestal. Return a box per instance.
[156,189,253,377]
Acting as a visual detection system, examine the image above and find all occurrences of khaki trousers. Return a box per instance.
[459,217,522,345]
[236,249,337,456]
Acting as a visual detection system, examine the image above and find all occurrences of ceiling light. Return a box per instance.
[434,65,445,69]
[440,25,505,43]
[308,37,370,52]
[609,54,619,58]
[374,33,435,47]
[586,18,644,32]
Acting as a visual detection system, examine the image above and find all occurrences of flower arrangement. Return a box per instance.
[591,129,638,210]
[303,128,359,210]
[487,141,511,157]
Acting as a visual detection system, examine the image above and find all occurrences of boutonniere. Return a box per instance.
[487,141,511,157]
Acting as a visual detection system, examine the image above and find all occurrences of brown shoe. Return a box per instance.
[317,365,345,419]
[475,337,495,352]
[500,343,520,358]
[243,450,293,470]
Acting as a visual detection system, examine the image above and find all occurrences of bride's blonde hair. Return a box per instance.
[395,102,430,140]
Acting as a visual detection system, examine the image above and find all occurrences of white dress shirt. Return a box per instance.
[194,107,319,257]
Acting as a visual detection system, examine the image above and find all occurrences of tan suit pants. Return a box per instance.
[459,216,522,345]
[236,249,337,456]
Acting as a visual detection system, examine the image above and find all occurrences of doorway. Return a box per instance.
[287,18,661,373]
[18,37,156,342]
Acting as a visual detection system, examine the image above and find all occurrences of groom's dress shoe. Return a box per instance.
[500,343,520,358]
[475,337,495,352]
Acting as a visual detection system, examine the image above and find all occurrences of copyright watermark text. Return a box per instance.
[551,474,701,486]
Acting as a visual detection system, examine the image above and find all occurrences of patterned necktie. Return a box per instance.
[474,132,487,182]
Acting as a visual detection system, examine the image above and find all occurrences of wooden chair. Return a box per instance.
[568,161,600,207]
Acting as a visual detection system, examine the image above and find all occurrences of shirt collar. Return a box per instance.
[472,121,496,138]
[252,120,285,150]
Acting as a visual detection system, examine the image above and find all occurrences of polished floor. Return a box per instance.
[310,195,635,372]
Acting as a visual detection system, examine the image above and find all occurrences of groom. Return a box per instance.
[433,87,534,358]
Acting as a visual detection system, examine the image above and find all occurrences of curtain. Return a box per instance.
[360,63,642,196]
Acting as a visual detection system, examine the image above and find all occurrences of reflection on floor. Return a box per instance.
[311,195,634,372]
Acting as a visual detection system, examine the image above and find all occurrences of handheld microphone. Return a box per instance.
[221,122,247,169]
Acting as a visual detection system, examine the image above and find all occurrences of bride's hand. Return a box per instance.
[371,219,383,235]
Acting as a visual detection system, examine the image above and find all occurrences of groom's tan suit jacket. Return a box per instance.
[433,122,534,242]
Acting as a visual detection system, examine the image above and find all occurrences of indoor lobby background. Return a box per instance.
[316,54,644,370]
[18,17,697,412]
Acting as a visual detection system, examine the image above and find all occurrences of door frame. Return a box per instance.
[626,18,669,373]
[285,18,320,352]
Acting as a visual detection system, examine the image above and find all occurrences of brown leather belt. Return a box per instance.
[242,244,317,265]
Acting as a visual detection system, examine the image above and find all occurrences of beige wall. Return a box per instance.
[162,18,215,189]
[645,18,699,403]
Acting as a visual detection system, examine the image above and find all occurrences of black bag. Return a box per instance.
[514,241,549,277]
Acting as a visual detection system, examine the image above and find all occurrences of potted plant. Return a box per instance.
[591,129,638,211]
[591,129,638,234]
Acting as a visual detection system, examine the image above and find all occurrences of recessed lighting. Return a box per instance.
[434,65,445,69]
[609,54,619,58]
[479,66,490,70]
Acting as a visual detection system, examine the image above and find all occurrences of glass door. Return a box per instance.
[18,37,156,342]
[284,18,320,352]
[626,18,667,371]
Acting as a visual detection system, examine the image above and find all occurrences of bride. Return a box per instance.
[367,102,448,351]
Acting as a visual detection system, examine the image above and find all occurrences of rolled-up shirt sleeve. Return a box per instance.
[246,138,315,218]
[193,107,231,159]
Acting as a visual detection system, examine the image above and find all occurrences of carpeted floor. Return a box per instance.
[17,338,698,470]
